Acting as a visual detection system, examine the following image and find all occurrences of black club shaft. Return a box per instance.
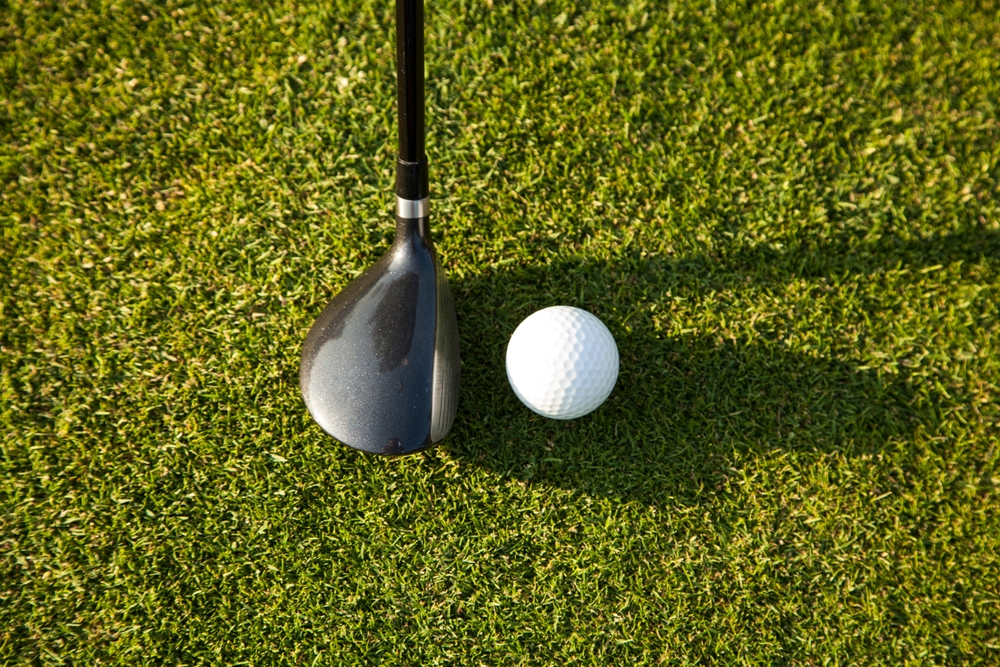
[395,0,428,200]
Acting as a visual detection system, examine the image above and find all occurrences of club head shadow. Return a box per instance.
[299,213,460,455]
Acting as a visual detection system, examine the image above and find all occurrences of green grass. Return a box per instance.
[2,0,999,663]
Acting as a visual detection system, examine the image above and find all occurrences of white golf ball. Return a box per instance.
[506,306,619,420]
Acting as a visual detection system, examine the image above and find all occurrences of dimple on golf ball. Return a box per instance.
[506,306,619,420]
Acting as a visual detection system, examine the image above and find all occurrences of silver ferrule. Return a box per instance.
[396,196,429,219]
[396,195,430,220]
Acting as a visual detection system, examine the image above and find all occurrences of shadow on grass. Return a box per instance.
[444,226,997,507]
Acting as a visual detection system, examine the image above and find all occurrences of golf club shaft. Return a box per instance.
[396,0,428,201]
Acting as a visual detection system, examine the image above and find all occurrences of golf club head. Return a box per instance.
[299,209,460,455]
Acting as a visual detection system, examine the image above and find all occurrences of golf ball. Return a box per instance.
[506,306,619,420]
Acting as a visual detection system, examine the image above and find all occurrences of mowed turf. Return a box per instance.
[2,0,999,663]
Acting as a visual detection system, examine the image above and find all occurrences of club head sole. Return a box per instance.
[299,217,459,455]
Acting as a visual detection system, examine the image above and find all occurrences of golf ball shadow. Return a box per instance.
[442,251,943,508]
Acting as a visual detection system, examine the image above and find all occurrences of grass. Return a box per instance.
[2,0,999,663]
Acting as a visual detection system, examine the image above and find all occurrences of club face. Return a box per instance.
[299,217,460,455]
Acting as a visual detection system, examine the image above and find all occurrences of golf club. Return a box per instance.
[299,0,460,455]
